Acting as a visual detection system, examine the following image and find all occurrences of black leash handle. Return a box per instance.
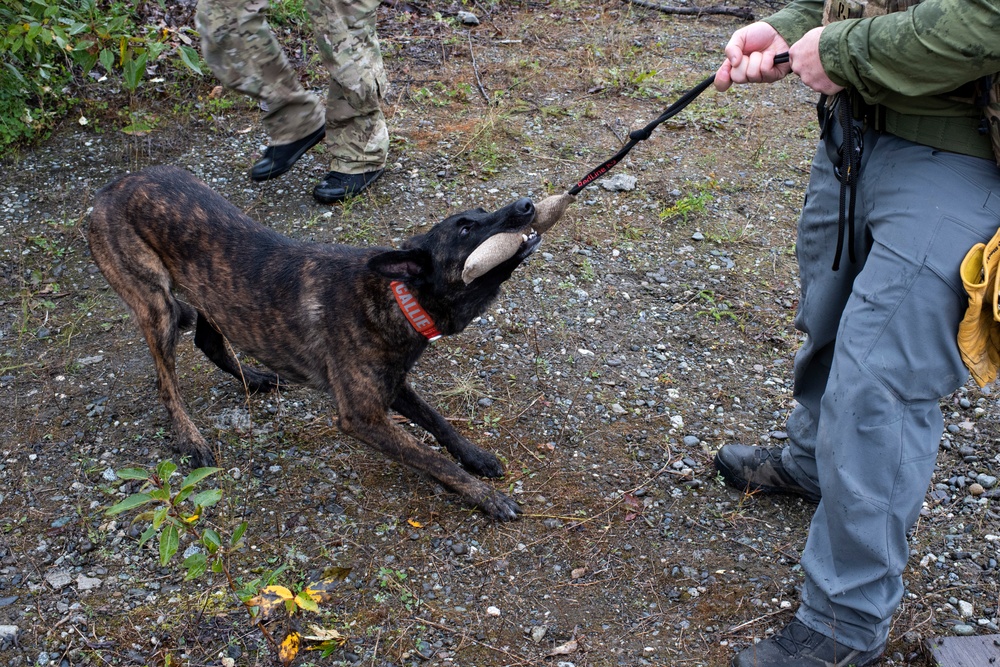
[568,52,790,195]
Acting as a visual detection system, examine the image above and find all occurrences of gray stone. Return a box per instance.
[953,623,976,636]
[77,575,102,592]
[44,569,72,590]
[976,474,998,489]
[599,174,637,192]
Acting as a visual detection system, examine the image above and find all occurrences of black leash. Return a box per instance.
[568,52,790,196]
[832,94,861,270]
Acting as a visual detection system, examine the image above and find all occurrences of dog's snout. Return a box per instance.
[514,198,534,217]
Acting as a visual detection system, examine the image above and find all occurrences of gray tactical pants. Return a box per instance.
[778,113,1000,651]
[196,0,388,174]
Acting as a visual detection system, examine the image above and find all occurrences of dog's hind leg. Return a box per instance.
[88,230,216,467]
[193,314,282,393]
[391,385,504,477]
[121,291,216,467]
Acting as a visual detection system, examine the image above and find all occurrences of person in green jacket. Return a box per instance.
[711,1,1000,665]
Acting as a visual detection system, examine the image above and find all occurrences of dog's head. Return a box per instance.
[367,197,547,333]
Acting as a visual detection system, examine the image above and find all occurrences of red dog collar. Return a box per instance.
[390,281,442,342]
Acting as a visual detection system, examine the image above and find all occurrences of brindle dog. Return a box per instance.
[87,165,545,520]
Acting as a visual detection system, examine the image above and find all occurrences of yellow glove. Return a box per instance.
[957,229,1000,387]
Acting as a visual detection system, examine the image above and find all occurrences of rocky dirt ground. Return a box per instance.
[2,1,1000,666]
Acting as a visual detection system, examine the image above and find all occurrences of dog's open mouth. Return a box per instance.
[462,193,574,284]
[515,228,542,259]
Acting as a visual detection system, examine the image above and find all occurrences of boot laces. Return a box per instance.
[771,621,818,657]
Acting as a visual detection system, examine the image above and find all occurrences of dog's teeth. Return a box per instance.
[522,233,529,243]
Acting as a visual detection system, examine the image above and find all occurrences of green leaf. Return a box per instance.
[230,521,248,547]
[177,45,202,75]
[122,51,147,91]
[202,529,222,554]
[152,505,168,530]
[155,460,177,481]
[174,486,193,505]
[146,41,166,61]
[190,488,223,508]
[117,467,150,481]
[73,50,99,74]
[211,559,223,573]
[3,62,26,84]
[294,590,319,613]
[132,510,156,523]
[266,563,289,586]
[105,492,152,516]
[181,467,221,490]
[183,552,208,580]
[158,525,179,565]
[149,486,170,502]
[99,48,114,72]
[138,524,157,548]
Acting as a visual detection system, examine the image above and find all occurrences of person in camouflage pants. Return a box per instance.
[196,0,388,202]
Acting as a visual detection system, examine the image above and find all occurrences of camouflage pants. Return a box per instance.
[196,0,388,173]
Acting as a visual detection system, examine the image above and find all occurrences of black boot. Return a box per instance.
[313,169,384,203]
[731,619,884,666]
[714,445,821,502]
[250,125,326,182]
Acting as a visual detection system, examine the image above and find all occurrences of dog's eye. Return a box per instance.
[459,225,472,237]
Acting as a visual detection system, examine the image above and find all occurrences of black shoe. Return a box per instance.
[731,619,884,667]
[312,169,384,203]
[250,125,326,182]
[714,444,821,502]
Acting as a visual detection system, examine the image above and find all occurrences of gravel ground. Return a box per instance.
[2,2,1000,666]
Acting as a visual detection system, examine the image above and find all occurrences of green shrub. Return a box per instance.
[0,0,203,150]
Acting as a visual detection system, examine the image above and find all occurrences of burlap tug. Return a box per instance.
[461,193,575,284]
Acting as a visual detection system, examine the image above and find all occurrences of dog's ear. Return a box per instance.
[368,249,433,280]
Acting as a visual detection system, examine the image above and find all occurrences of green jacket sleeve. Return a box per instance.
[820,0,1000,101]
[764,0,1000,103]
[763,0,825,46]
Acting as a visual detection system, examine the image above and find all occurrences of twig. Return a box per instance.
[626,0,756,20]
[725,608,789,634]
[410,617,538,665]
[370,626,381,666]
[605,121,628,145]
[468,32,492,105]
[500,422,545,462]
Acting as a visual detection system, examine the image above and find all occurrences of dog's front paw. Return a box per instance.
[462,448,504,478]
[478,489,521,521]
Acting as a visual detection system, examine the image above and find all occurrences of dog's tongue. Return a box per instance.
[461,193,575,284]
